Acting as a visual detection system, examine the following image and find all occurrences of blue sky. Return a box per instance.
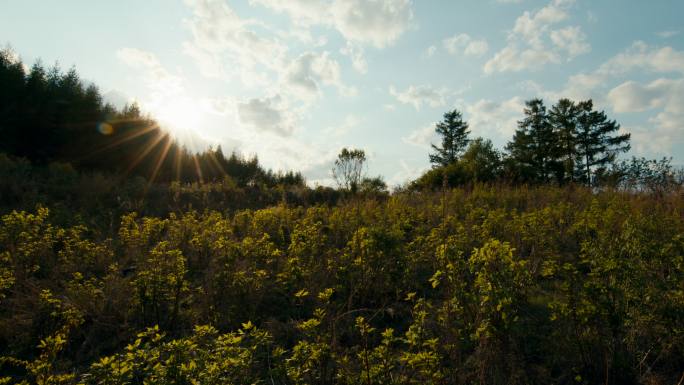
[2,0,683,185]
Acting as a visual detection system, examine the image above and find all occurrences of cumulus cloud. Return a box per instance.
[402,123,436,149]
[283,51,354,101]
[464,97,526,142]
[548,42,684,103]
[331,0,413,48]
[484,46,560,73]
[248,0,329,25]
[550,26,590,59]
[544,42,684,157]
[607,79,684,154]
[596,41,684,76]
[484,0,589,74]
[340,42,368,74]
[443,33,489,57]
[182,0,288,86]
[237,95,296,137]
[607,79,681,113]
[181,0,357,154]
[389,85,447,110]
[117,48,184,94]
[250,0,414,48]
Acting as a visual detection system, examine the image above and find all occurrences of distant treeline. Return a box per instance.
[413,102,684,192]
[0,48,304,187]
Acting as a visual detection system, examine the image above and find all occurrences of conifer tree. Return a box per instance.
[429,109,470,167]
[548,98,579,183]
[505,99,560,183]
[574,100,630,186]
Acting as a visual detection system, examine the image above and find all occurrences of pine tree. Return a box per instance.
[505,99,560,183]
[429,109,470,167]
[574,100,630,186]
[549,98,579,184]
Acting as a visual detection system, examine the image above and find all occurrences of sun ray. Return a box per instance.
[143,136,174,197]
[175,145,183,182]
[148,137,173,186]
[192,154,203,183]
[207,149,228,179]
[124,131,167,177]
[78,123,160,162]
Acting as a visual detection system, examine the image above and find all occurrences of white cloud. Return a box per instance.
[388,160,429,187]
[331,0,413,48]
[607,78,681,114]
[548,42,684,103]
[484,45,560,73]
[596,41,684,76]
[443,33,489,57]
[484,0,589,74]
[550,26,590,58]
[657,30,680,39]
[237,95,296,137]
[251,0,414,48]
[284,51,354,101]
[541,42,684,157]
[389,85,447,110]
[248,0,329,26]
[607,79,684,154]
[117,48,184,94]
[182,0,288,87]
[340,42,368,74]
[402,123,436,149]
[464,97,526,142]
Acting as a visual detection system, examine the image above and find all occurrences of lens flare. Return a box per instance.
[97,122,114,135]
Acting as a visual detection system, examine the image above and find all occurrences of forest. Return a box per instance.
[1,47,683,385]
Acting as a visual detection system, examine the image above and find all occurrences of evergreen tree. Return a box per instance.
[505,99,560,183]
[548,98,579,183]
[429,109,470,167]
[574,100,630,186]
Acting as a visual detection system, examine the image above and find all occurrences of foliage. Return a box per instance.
[429,109,471,167]
[1,185,683,384]
[332,148,367,194]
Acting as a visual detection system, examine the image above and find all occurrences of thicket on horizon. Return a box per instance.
[0,47,304,187]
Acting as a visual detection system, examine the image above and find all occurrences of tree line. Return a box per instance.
[0,47,304,188]
[414,99,681,191]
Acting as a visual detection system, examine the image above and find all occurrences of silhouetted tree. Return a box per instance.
[574,100,630,186]
[332,148,366,193]
[430,109,470,167]
[460,137,502,183]
[506,99,560,183]
[0,48,303,187]
[548,98,579,183]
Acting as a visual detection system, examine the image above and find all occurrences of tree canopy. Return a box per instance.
[429,109,470,167]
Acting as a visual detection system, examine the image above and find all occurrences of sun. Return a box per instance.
[150,96,204,137]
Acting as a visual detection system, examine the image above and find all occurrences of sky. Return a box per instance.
[1,0,683,186]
